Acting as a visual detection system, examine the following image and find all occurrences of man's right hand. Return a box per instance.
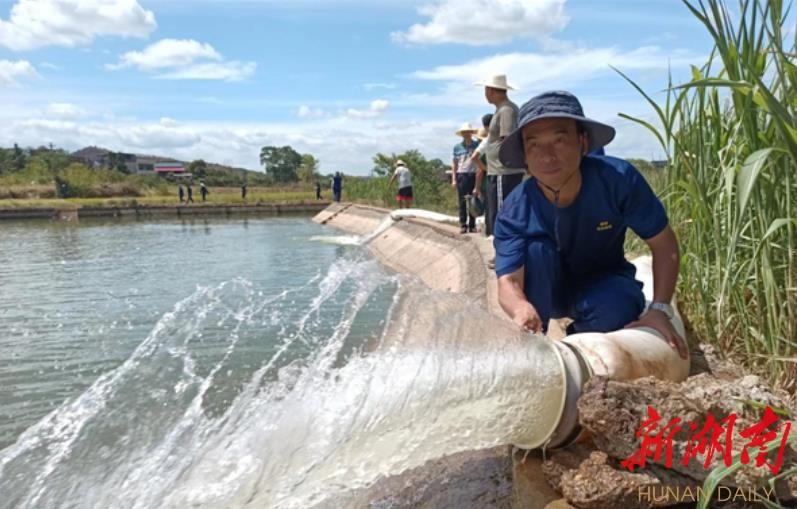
[472,187,481,197]
[511,302,543,333]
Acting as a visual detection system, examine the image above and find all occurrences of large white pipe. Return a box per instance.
[526,256,690,449]
[335,207,690,450]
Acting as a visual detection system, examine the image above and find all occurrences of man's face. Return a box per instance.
[484,87,493,104]
[522,117,587,188]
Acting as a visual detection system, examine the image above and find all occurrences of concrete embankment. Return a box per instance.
[314,202,562,509]
[0,201,329,221]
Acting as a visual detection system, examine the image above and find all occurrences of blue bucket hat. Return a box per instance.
[499,91,616,169]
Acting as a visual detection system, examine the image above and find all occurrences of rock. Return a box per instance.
[576,376,797,499]
[556,451,697,509]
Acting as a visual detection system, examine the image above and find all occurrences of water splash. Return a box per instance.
[307,235,362,246]
[0,243,565,509]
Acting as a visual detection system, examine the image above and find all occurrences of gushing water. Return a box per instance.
[0,221,565,509]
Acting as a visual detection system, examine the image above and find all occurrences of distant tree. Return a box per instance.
[35,147,73,172]
[0,149,10,174]
[105,152,129,173]
[12,143,25,172]
[188,159,208,179]
[298,154,319,183]
[259,145,302,183]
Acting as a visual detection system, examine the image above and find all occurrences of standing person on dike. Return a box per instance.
[474,74,525,268]
[388,159,413,209]
[451,122,480,233]
[332,172,343,202]
[493,91,686,359]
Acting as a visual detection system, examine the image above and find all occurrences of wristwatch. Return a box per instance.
[648,302,674,319]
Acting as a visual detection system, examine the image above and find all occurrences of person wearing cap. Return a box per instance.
[473,75,526,245]
[493,90,686,359]
[388,160,413,209]
[452,122,480,233]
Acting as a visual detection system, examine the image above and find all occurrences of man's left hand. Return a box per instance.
[625,310,688,359]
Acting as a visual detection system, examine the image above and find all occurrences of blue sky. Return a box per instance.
[0,0,717,174]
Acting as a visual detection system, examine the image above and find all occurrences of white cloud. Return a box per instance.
[109,39,221,71]
[46,102,86,118]
[0,0,156,51]
[40,62,60,70]
[0,59,38,85]
[156,61,256,82]
[120,124,201,148]
[392,0,568,45]
[346,99,390,118]
[404,46,703,108]
[109,39,256,81]
[297,105,327,118]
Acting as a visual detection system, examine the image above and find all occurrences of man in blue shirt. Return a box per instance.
[332,172,343,202]
[494,91,686,358]
[452,122,481,233]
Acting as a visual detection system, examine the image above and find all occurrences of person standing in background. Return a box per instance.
[452,123,480,233]
[388,160,413,209]
[474,74,525,267]
[332,172,343,202]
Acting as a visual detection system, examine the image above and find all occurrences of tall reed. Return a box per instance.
[618,0,796,384]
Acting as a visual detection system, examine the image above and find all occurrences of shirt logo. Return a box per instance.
[597,220,613,232]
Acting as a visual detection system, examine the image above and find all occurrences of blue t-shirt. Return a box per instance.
[494,155,668,282]
[453,139,480,174]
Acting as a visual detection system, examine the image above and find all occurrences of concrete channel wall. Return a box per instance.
[313,202,563,509]
[0,202,329,221]
[316,202,488,303]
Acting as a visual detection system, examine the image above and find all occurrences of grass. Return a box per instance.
[0,187,319,209]
[619,0,796,388]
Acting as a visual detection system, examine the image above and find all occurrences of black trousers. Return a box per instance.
[485,173,524,236]
[456,173,476,228]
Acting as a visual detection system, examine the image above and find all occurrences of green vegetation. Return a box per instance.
[258,145,322,184]
[344,149,459,214]
[0,154,170,200]
[0,188,316,209]
[619,0,795,386]
[0,145,323,206]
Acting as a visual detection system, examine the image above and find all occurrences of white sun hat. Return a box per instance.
[473,74,516,90]
[455,122,479,136]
